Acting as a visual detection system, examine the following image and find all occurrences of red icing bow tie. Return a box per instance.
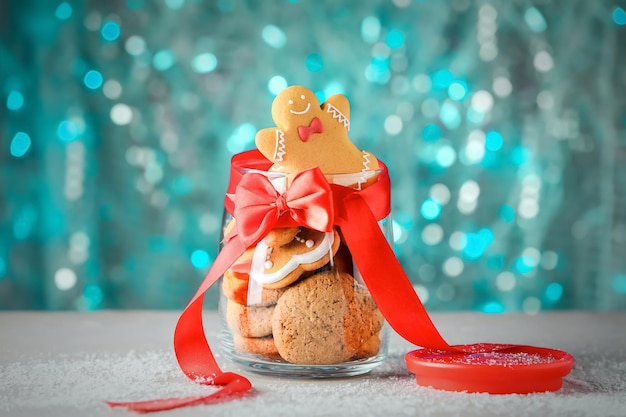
[231,167,334,248]
[297,117,323,142]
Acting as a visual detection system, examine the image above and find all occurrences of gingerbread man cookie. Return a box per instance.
[224,221,300,274]
[255,86,379,187]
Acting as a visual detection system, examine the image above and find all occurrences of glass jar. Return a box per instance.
[219,168,392,377]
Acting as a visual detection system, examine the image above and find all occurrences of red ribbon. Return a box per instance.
[107,150,483,412]
[228,168,334,248]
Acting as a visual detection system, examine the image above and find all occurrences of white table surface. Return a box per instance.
[1,311,625,417]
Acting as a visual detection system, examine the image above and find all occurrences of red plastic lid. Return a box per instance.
[405,343,575,394]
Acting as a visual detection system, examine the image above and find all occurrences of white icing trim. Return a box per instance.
[326,104,350,130]
[354,151,374,190]
[273,129,286,162]
[362,150,373,172]
[331,162,378,191]
[245,277,264,305]
[250,231,334,285]
[289,103,311,115]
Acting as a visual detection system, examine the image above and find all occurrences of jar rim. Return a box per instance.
[235,166,383,176]
[227,150,389,195]
[236,167,382,190]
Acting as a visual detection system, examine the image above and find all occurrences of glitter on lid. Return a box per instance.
[406,343,575,394]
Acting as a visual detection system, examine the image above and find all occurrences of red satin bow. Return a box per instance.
[297,117,323,142]
[230,168,334,248]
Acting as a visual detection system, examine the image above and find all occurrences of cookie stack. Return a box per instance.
[222,225,384,365]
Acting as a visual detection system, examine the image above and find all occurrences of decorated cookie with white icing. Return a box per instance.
[250,227,341,289]
[224,221,300,274]
[255,86,379,187]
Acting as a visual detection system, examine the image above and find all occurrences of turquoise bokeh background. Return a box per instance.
[1,0,625,311]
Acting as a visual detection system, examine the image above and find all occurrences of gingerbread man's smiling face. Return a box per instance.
[271,86,321,129]
[288,94,310,115]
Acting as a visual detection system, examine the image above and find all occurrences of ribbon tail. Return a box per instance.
[174,235,251,386]
[106,236,253,413]
[106,376,251,413]
[338,194,458,352]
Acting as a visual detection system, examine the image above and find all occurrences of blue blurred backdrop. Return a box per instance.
[1,0,625,311]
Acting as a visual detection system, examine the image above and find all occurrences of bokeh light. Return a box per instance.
[524,7,547,32]
[55,2,72,20]
[613,7,626,25]
[485,130,503,151]
[385,30,405,49]
[305,53,324,72]
[110,103,133,125]
[421,198,442,220]
[101,20,121,41]
[191,53,218,73]
[10,132,32,157]
[262,25,286,48]
[613,274,626,293]
[125,36,146,56]
[191,249,210,268]
[165,0,185,10]
[268,75,287,95]
[227,123,256,154]
[361,16,381,43]
[6,90,24,110]
[57,120,79,142]
[448,81,468,101]
[55,268,77,290]
[153,50,176,71]
[84,70,103,89]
